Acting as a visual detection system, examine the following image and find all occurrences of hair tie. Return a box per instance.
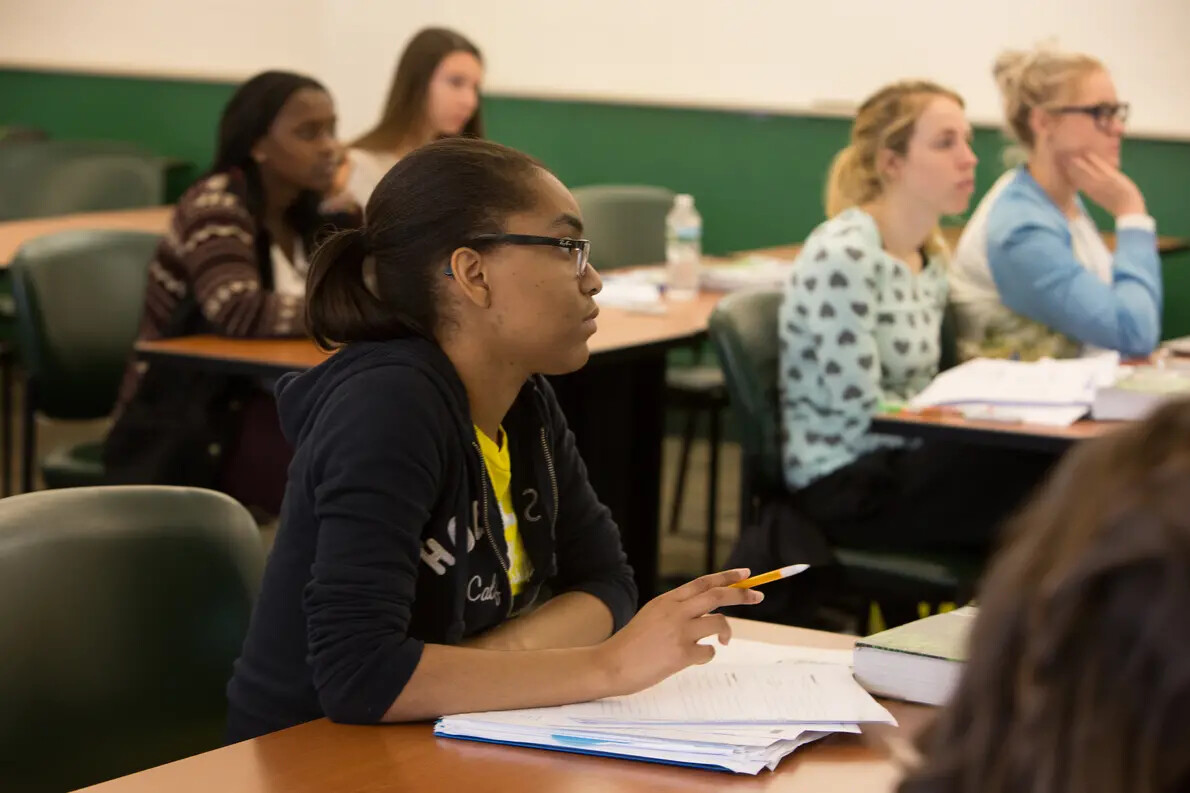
[362,253,380,298]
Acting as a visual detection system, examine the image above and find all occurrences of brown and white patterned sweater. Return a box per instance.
[116,170,357,410]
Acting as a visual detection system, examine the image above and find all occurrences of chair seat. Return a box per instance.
[835,547,982,594]
[41,440,106,489]
[665,365,729,401]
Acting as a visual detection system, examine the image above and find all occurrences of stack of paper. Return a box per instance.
[596,276,666,314]
[597,257,792,305]
[700,256,794,292]
[909,355,1120,426]
[434,640,894,774]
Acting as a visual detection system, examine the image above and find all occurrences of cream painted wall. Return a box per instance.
[3,0,1189,139]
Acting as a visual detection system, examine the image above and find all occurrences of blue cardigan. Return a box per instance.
[951,166,1162,359]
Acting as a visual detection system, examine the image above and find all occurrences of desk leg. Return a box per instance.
[20,377,35,494]
[0,345,10,497]
[549,353,666,603]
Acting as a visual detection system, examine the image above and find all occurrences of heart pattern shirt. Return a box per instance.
[778,207,949,489]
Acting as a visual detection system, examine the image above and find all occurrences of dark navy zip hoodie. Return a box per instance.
[225,338,637,742]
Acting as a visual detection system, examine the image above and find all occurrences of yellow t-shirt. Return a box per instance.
[474,425,533,595]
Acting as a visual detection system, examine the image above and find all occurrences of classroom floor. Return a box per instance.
[18,395,744,581]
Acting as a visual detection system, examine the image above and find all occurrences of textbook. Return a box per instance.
[1090,366,1190,421]
[852,606,977,707]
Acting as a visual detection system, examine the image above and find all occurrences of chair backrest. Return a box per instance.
[0,485,264,792]
[710,289,962,501]
[707,289,785,497]
[939,301,959,372]
[11,229,160,419]
[572,184,675,271]
[0,140,166,220]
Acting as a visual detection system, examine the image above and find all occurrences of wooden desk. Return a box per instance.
[137,291,723,599]
[79,619,931,793]
[0,206,172,264]
[941,226,1188,256]
[1107,232,1189,255]
[136,292,721,378]
[871,410,1117,454]
[746,226,1190,260]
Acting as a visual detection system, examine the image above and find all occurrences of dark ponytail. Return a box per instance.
[306,227,416,349]
[305,137,545,350]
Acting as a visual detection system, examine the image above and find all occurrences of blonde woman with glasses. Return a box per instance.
[950,47,1161,361]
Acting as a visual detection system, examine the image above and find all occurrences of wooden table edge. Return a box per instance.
[76,619,930,793]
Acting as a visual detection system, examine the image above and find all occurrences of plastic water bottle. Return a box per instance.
[665,194,702,301]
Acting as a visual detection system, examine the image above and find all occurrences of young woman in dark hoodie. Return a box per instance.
[226,137,763,741]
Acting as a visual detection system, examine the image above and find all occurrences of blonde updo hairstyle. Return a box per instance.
[993,46,1104,153]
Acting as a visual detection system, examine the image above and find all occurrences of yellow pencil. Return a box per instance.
[730,564,810,589]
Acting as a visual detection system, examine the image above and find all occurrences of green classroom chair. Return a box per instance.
[939,301,960,372]
[0,485,264,792]
[573,183,729,572]
[0,140,167,220]
[572,184,674,272]
[708,288,980,630]
[10,229,159,491]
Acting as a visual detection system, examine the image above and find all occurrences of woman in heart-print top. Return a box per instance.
[775,80,1055,559]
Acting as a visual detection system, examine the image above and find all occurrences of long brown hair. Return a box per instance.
[899,398,1190,793]
[352,27,484,152]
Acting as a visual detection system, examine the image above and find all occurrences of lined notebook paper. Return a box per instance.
[435,639,893,775]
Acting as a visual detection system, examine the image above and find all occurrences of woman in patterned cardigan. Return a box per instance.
[104,71,358,517]
[776,81,1051,560]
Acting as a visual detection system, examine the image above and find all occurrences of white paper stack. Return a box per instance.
[909,354,1120,426]
[699,256,794,292]
[596,276,666,314]
[434,641,894,775]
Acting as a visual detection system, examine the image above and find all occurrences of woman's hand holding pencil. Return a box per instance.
[730,564,810,589]
[593,568,764,697]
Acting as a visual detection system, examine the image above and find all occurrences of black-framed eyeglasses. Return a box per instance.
[1050,102,1130,132]
[446,233,593,278]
